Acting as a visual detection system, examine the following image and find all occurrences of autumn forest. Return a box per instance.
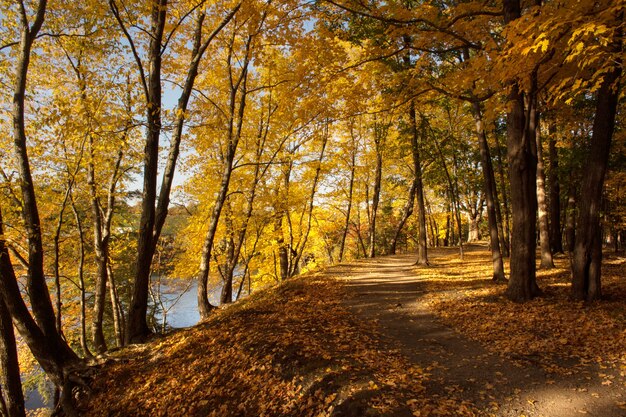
[0,0,625,416]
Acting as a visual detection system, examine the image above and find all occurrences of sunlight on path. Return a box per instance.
[331,249,626,417]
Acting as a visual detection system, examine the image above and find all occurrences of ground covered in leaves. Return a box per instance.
[423,247,626,378]
[81,273,469,417]
[82,245,626,416]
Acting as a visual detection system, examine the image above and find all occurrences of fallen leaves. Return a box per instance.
[423,248,626,379]
[82,275,455,416]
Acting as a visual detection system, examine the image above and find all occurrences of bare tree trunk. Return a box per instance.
[108,264,125,348]
[69,194,92,358]
[572,26,622,301]
[547,121,564,254]
[536,115,554,269]
[0,295,25,417]
[494,127,511,256]
[339,134,357,262]
[504,0,540,302]
[411,107,429,265]
[471,101,505,280]
[368,128,383,258]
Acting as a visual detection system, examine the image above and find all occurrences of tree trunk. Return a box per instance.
[494,127,511,256]
[198,35,252,316]
[8,5,83,409]
[536,115,554,269]
[289,126,329,276]
[108,264,125,348]
[471,101,505,281]
[571,30,622,301]
[69,194,92,358]
[547,121,564,253]
[504,0,540,302]
[124,0,167,344]
[411,106,429,265]
[339,147,356,262]
[368,132,383,258]
[0,296,25,417]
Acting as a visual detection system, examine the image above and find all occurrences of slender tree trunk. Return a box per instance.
[198,35,252,317]
[411,107,429,265]
[108,264,125,348]
[504,0,540,302]
[368,132,383,258]
[339,149,356,262]
[565,172,577,253]
[572,28,622,301]
[69,194,92,358]
[290,128,329,276]
[471,101,505,280]
[124,0,167,344]
[494,128,511,256]
[390,182,416,255]
[0,296,25,417]
[536,116,554,269]
[109,1,240,343]
[547,122,564,254]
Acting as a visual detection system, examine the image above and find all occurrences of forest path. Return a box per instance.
[327,246,625,417]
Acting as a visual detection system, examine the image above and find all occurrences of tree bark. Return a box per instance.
[504,0,540,302]
[8,4,82,404]
[494,127,511,256]
[536,115,554,269]
[571,26,622,301]
[339,141,356,262]
[411,106,429,265]
[471,101,505,281]
[547,121,564,253]
[368,125,384,258]
[0,296,24,417]
[69,194,92,358]
[121,0,167,343]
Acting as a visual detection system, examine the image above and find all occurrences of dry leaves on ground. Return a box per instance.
[422,246,626,376]
[82,274,475,417]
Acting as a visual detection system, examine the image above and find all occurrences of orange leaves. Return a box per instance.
[82,275,435,416]
[424,248,626,377]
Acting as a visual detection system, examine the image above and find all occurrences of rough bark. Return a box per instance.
[471,101,505,281]
[0,296,25,417]
[536,117,555,269]
[504,0,540,302]
[571,29,622,301]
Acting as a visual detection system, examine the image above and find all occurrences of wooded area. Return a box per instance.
[0,0,624,415]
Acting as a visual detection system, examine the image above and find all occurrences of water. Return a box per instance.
[24,279,224,410]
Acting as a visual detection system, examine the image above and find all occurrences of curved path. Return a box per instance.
[327,250,625,417]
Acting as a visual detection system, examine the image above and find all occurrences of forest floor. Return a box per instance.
[80,244,626,417]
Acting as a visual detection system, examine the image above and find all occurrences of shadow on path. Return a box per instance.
[331,250,626,417]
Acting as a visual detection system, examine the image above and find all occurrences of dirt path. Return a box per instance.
[330,250,626,417]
